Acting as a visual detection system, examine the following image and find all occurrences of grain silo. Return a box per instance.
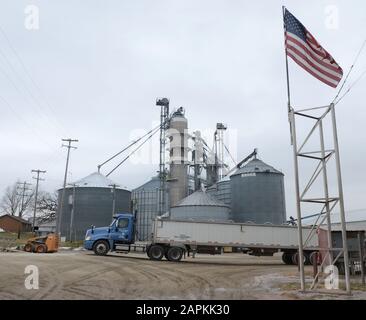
[167,107,189,207]
[206,175,232,208]
[132,176,169,241]
[58,172,131,241]
[170,190,230,221]
[230,158,286,224]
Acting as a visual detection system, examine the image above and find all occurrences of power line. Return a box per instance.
[0,24,68,135]
[334,68,366,105]
[0,61,65,138]
[0,93,65,162]
[0,47,67,136]
[332,39,366,104]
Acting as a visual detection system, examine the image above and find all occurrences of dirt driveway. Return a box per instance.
[0,250,364,300]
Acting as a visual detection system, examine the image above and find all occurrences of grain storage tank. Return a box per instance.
[132,175,169,241]
[206,175,231,208]
[170,190,230,221]
[58,172,131,241]
[230,158,286,224]
[167,107,189,207]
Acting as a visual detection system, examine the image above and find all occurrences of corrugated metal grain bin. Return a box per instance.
[58,172,131,241]
[230,158,286,224]
[132,176,168,241]
[170,190,230,221]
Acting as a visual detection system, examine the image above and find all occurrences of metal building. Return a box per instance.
[230,158,286,224]
[170,190,230,221]
[58,172,131,241]
[132,176,168,241]
[167,107,189,207]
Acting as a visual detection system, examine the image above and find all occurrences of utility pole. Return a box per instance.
[16,181,32,239]
[56,138,78,236]
[16,181,32,218]
[68,183,78,242]
[31,170,46,231]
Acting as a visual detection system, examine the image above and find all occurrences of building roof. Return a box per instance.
[172,190,230,208]
[323,220,366,232]
[35,219,56,227]
[0,214,31,224]
[133,175,160,191]
[67,172,127,189]
[232,158,282,176]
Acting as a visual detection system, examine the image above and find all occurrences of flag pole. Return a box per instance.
[282,6,291,112]
[282,6,306,292]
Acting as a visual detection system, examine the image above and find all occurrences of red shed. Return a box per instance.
[0,214,32,233]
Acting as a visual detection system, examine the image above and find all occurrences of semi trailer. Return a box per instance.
[84,213,319,264]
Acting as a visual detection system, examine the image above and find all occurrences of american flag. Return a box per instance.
[284,8,343,88]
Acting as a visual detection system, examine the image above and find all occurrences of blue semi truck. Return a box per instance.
[84,212,187,262]
[84,212,320,264]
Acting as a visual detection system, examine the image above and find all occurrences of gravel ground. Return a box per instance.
[0,250,365,300]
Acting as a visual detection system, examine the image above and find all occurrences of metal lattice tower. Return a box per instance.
[289,103,351,294]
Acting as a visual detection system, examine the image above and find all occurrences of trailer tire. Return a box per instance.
[292,252,306,265]
[282,252,293,265]
[309,252,319,265]
[166,247,183,262]
[148,245,164,261]
[93,240,110,256]
[304,252,311,265]
[335,262,346,275]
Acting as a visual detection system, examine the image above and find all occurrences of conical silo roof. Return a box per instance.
[172,190,229,208]
[69,172,123,189]
[232,158,282,176]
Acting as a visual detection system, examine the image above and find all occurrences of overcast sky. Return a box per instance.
[0,0,365,222]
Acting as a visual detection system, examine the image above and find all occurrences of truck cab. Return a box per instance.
[84,213,135,255]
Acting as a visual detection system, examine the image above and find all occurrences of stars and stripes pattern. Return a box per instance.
[284,8,343,88]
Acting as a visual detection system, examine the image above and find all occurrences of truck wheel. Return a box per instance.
[335,262,346,275]
[167,247,183,262]
[93,240,110,256]
[292,252,306,265]
[309,252,319,265]
[35,244,47,253]
[24,243,33,252]
[146,245,152,258]
[148,245,164,261]
[282,252,292,265]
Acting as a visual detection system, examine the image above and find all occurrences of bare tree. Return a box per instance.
[1,181,34,217]
[36,191,58,223]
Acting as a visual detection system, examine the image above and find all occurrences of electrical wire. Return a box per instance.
[0,47,67,137]
[0,93,65,162]
[0,24,68,134]
[332,39,366,104]
[334,68,366,105]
